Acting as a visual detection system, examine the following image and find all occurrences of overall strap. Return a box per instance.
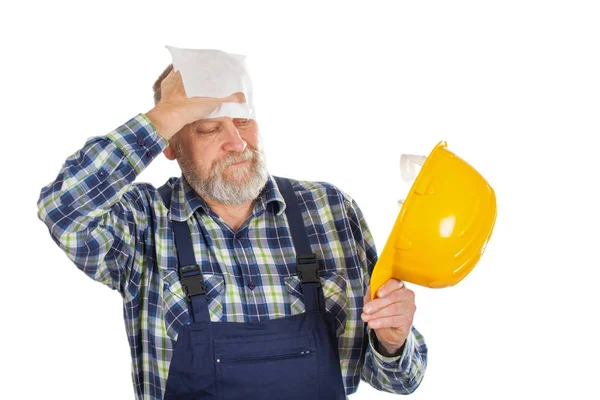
[274,176,325,313]
[158,182,211,323]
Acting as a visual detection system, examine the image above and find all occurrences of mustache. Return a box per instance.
[213,148,256,171]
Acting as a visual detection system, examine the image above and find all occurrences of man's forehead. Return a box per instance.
[203,117,233,122]
[199,117,251,122]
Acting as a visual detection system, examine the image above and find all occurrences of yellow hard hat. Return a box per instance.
[370,141,497,299]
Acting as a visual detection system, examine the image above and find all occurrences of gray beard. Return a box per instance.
[176,144,269,206]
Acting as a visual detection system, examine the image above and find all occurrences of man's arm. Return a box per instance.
[346,196,428,394]
[37,114,168,295]
[37,68,240,296]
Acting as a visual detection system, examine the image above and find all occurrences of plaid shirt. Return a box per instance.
[37,114,427,399]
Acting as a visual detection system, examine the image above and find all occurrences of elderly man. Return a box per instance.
[37,57,427,399]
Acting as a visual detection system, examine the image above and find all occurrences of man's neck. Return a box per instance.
[203,198,254,232]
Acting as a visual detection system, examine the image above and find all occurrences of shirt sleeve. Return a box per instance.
[37,114,168,295]
[345,196,428,394]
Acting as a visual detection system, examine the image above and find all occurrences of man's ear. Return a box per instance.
[163,144,176,160]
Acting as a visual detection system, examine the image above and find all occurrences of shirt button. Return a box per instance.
[145,151,153,158]
[247,282,256,290]
[136,138,145,146]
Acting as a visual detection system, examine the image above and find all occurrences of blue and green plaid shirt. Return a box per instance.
[37,114,427,399]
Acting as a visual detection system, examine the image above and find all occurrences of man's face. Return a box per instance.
[167,117,269,206]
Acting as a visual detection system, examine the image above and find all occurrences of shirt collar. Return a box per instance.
[168,174,286,222]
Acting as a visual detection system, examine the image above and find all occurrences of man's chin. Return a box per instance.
[223,163,255,180]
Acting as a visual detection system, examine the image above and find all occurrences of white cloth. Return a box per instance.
[166,45,256,119]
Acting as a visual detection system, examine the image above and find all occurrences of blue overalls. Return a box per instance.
[159,176,347,400]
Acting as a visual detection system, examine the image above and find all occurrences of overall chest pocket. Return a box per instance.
[284,271,348,336]
[162,271,225,339]
[214,331,318,400]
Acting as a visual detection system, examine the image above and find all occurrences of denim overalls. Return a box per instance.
[160,176,346,399]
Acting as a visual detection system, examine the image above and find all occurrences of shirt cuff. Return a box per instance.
[106,113,169,174]
[368,326,415,374]
[139,113,170,146]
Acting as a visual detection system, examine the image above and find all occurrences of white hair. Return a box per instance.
[172,136,269,206]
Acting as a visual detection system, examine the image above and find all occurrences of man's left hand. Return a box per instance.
[361,279,416,356]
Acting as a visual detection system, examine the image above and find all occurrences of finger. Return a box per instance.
[376,279,405,298]
[220,91,246,104]
[164,68,180,82]
[362,301,416,322]
[368,314,414,330]
[189,97,223,112]
[363,288,415,315]
[364,286,372,306]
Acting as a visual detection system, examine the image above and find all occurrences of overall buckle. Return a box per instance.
[297,254,320,287]
[178,264,206,302]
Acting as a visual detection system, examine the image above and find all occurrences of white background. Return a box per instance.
[2,1,599,399]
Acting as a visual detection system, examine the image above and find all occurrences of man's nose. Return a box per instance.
[221,122,247,153]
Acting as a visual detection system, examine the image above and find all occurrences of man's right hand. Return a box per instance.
[145,69,246,140]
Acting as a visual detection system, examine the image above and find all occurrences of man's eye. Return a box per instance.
[197,127,220,134]
[234,119,249,125]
